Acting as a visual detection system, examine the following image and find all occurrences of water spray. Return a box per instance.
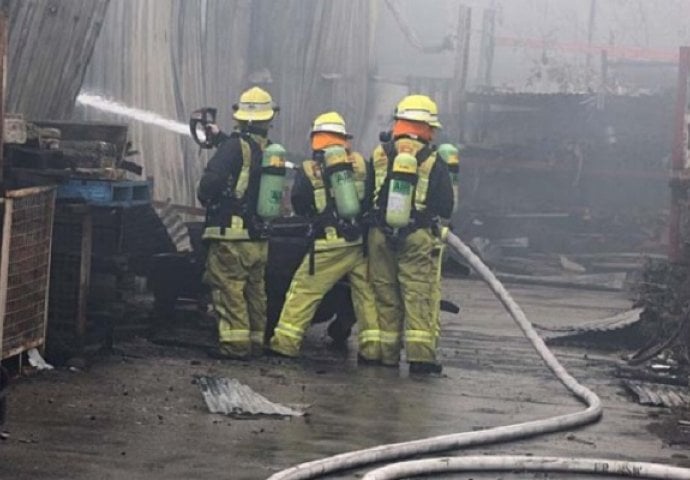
[76,92,190,137]
[77,93,297,170]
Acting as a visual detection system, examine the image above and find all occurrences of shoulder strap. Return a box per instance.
[349,152,367,202]
[231,133,255,199]
[372,144,391,203]
[415,151,437,211]
[302,159,328,213]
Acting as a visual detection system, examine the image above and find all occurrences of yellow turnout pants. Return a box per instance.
[368,227,443,365]
[269,243,380,359]
[203,240,268,358]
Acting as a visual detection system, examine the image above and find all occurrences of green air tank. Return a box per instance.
[385,153,418,229]
[437,143,460,209]
[256,143,287,220]
[323,146,361,220]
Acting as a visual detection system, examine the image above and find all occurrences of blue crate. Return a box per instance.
[57,179,151,206]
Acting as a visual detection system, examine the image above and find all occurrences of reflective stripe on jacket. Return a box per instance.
[202,132,268,241]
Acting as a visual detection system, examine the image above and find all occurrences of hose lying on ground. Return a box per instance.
[267,232,690,480]
[362,455,690,480]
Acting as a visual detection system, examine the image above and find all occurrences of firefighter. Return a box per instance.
[269,112,381,363]
[367,94,454,374]
[197,86,282,360]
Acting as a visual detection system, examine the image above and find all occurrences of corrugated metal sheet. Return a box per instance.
[623,380,690,408]
[196,376,303,418]
[536,308,644,336]
[249,0,372,156]
[6,0,110,119]
[80,0,373,206]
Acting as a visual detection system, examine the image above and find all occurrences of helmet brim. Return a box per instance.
[233,111,275,122]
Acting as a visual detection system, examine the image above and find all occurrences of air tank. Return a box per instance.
[256,143,287,220]
[323,146,361,220]
[385,153,418,229]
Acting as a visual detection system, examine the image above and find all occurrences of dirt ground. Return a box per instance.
[2,278,689,480]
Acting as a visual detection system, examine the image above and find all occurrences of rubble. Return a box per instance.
[497,271,628,292]
[623,380,690,408]
[196,376,304,418]
[535,308,644,344]
[633,259,690,369]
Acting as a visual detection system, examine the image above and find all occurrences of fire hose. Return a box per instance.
[267,232,690,480]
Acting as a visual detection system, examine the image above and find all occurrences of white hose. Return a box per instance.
[266,232,684,480]
[362,456,690,480]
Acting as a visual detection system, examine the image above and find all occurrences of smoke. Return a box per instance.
[76,92,190,137]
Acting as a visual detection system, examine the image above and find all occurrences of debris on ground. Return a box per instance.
[616,364,688,387]
[632,259,690,371]
[535,308,644,349]
[536,308,644,335]
[534,308,646,351]
[497,271,628,292]
[26,349,53,371]
[623,380,690,408]
[196,376,304,418]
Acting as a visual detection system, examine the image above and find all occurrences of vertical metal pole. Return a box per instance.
[476,8,496,88]
[40,189,56,355]
[0,198,12,359]
[600,50,608,91]
[453,5,472,142]
[77,209,92,345]
[669,47,690,262]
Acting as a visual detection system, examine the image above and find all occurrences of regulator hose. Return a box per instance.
[267,232,688,480]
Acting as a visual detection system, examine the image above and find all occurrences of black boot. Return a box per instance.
[409,362,443,375]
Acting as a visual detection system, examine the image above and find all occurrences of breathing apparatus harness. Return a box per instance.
[204,127,287,242]
[302,146,366,274]
[312,149,362,239]
[374,136,441,248]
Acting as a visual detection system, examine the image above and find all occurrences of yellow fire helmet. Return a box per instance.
[424,95,442,128]
[311,111,351,137]
[233,86,278,122]
[394,94,435,126]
